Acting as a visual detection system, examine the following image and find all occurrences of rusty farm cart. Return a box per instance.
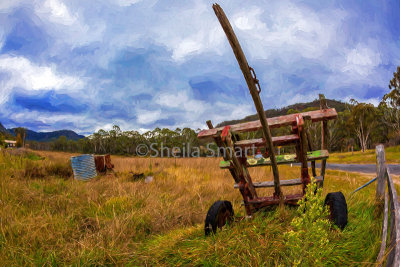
[199,4,348,236]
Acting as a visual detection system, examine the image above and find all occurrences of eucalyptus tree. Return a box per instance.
[380,66,400,134]
[348,100,377,152]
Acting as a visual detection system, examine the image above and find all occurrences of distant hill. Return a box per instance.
[0,122,8,134]
[217,98,347,127]
[7,128,85,142]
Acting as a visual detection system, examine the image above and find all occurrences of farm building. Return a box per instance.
[4,140,16,148]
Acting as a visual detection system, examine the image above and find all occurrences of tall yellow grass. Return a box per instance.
[0,149,385,265]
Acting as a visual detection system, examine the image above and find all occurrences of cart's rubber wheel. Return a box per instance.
[324,192,348,230]
[204,200,234,236]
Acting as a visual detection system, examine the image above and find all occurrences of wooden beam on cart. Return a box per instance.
[234,176,324,189]
[219,149,329,169]
[319,94,328,178]
[213,4,282,199]
[198,108,338,140]
[234,134,299,148]
[306,129,317,177]
[207,120,256,216]
[206,120,240,183]
[224,129,258,198]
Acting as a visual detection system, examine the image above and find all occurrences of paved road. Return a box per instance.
[310,162,400,175]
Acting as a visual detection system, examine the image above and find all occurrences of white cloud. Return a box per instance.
[32,0,105,49]
[136,109,163,125]
[156,91,189,108]
[0,0,25,11]
[172,38,203,62]
[154,90,208,126]
[212,102,254,124]
[342,45,382,76]
[151,1,226,62]
[325,43,386,92]
[115,0,143,7]
[234,7,265,31]
[155,87,210,120]
[0,55,84,104]
[183,99,206,115]
[231,3,346,61]
[36,0,77,25]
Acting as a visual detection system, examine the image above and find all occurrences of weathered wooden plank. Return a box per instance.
[220,150,329,169]
[234,176,323,189]
[234,134,299,148]
[207,120,240,183]
[298,117,310,192]
[385,167,400,266]
[377,192,388,265]
[320,95,329,179]
[376,145,386,204]
[213,3,282,198]
[306,129,317,177]
[320,159,327,179]
[225,130,257,198]
[198,108,338,139]
[320,94,329,149]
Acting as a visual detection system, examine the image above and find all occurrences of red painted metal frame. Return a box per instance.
[220,125,231,141]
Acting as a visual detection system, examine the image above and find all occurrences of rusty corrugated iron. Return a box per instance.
[94,154,114,173]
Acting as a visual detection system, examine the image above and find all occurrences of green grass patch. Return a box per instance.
[329,145,400,164]
[134,179,381,266]
[25,152,43,161]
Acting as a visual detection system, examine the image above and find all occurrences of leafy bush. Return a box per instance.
[284,178,331,266]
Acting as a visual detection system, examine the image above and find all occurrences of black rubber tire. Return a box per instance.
[204,200,234,236]
[324,192,348,230]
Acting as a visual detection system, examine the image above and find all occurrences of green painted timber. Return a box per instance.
[219,150,329,169]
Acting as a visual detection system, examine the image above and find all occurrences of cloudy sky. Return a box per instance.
[0,0,399,134]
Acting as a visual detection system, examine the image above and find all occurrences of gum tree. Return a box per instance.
[349,100,376,152]
[380,66,400,133]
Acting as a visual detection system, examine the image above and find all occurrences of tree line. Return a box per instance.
[27,126,202,156]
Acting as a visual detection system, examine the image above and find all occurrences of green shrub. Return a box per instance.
[284,178,331,266]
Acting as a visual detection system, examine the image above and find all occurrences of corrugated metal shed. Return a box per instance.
[70,154,97,181]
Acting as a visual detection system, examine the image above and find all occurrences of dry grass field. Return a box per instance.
[0,149,393,265]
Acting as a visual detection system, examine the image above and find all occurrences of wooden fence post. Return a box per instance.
[374,145,400,266]
[386,167,400,266]
[376,144,386,205]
